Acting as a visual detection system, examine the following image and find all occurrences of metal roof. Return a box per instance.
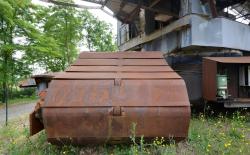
[19,72,62,88]
[31,72,62,79]
[84,0,180,23]
[41,0,250,23]
[19,79,37,88]
[204,56,250,63]
[86,0,249,22]
[231,1,250,22]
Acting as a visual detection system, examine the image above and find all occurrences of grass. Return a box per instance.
[0,96,37,108]
[0,112,249,155]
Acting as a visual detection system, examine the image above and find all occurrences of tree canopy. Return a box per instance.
[0,0,117,103]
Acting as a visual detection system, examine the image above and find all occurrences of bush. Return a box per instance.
[9,88,36,100]
[0,87,37,105]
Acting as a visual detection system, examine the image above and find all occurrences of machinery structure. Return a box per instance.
[29,52,190,145]
[25,0,250,145]
[42,0,250,107]
[203,57,250,107]
[87,0,250,107]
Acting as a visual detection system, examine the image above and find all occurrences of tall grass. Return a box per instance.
[0,112,249,155]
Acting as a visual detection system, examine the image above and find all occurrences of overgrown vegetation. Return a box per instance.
[0,1,249,155]
[0,96,37,107]
[0,0,117,108]
[0,112,249,155]
[0,88,36,106]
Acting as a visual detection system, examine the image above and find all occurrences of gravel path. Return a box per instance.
[0,103,35,125]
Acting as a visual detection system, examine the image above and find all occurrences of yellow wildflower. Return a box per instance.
[224,143,231,148]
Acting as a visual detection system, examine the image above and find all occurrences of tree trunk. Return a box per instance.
[65,11,70,68]
[3,50,9,126]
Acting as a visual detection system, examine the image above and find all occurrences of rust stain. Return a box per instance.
[30,51,191,145]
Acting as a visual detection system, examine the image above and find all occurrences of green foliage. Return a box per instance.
[35,5,81,70]
[33,5,117,71]
[0,0,117,104]
[7,96,37,105]
[8,87,36,99]
[0,0,14,25]
[80,10,117,52]
[0,0,60,104]
[189,113,250,154]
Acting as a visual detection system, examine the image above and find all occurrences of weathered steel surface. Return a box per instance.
[66,66,173,72]
[73,58,168,66]
[44,107,190,145]
[30,111,44,135]
[31,51,190,145]
[53,72,181,80]
[79,51,163,59]
[43,80,188,107]
[204,57,250,64]
[202,58,217,101]
[19,73,61,88]
[203,57,250,102]
[30,90,47,136]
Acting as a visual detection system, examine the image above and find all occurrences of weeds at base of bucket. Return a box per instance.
[0,112,249,155]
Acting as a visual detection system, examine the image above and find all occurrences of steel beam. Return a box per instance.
[119,15,191,51]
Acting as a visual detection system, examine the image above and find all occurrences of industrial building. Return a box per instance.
[87,0,250,107]
[24,0,250,145]
[36,0,250,107]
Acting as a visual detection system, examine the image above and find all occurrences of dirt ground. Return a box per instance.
[0,103,35,126]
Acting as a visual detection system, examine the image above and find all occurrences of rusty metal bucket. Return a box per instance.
[30,51,190,145]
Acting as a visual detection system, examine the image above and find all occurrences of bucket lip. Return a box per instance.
[52,72,182,80]
[41,105,191,108]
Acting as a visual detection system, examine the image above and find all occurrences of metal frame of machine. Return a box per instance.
[203,57,250,107]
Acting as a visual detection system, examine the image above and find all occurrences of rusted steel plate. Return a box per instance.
[66,66,172,72]
[204,56,250,64]
[53,72,181,80]
[30,111,44,136]
[43,79,189,107]
[31,51,190,145]
[73,59,167,66]
[79,51,163,59]
[43,107,190,145]
[202,58,218,101]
